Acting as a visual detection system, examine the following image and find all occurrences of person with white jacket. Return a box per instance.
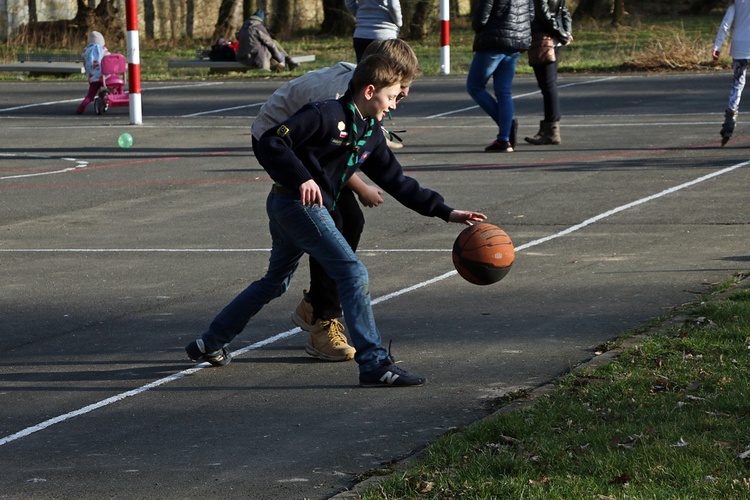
[713,0,750,146]
[345,0,402,62]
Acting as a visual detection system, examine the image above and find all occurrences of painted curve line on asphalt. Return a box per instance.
[2,156,749,447]
[0,154,88,179]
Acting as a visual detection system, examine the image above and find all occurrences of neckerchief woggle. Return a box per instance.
[332,90,374,210]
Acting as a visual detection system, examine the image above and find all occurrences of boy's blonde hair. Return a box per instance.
[362,39,422,84]
[350,53,406,94]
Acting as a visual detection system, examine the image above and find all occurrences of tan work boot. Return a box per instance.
[291,292,313,331]
[306,319,355,361]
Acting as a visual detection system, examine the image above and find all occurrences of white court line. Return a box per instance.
[181,102,264,117]
[0,82,224,113]
[2,157,749,448]
[426,76,618,119]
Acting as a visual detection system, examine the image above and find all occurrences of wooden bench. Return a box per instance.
[168,54,315,74]
[0,53,84,76]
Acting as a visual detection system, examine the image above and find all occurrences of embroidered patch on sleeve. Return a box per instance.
[276,125,290,137]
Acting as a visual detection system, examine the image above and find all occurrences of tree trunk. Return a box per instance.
[684,0,724,15]
[612,0,624,26]
[212,0,239,41]
[320,0,354,37]
[407,0,436,40]
[186,0,194,39]
[572,0,611,22]
[28,0,37,23]
[144,0,155,39]
[15,0,122,46]
[269,0,292,40]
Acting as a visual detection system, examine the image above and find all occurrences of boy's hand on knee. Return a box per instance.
[449,210,487,225]
[299,179,323,207]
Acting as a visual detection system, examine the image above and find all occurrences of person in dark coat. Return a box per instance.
[466,0,532,152]
[524,0,572,146]
[235,10,297,71]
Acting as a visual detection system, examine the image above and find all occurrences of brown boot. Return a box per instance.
[291,292,313,331]
[524,121,561,145]
[524,120,545,144]
[306,319,355,361]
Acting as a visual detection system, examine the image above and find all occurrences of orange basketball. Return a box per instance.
[452,223,514,285]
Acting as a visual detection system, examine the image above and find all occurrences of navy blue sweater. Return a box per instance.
[256,95,454,222]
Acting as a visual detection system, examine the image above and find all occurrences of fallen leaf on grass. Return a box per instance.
[419,481,434,493]
[671,437,689,447]
[528,476,548,486]
[609,472,632,485]
[613,433,644,449]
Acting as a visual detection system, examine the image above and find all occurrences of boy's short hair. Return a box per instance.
[362,39,422,84]
[350,53,405,94]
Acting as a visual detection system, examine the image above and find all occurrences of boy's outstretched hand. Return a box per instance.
[449,210,487,225]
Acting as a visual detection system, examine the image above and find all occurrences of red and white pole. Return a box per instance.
[439,0,450,75]
[125,0,142,124]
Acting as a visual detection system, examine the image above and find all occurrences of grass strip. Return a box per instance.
[358,274,750,499]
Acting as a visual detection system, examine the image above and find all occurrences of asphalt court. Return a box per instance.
[1,71,749,498]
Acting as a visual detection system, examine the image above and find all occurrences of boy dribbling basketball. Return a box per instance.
[186,53,486,387]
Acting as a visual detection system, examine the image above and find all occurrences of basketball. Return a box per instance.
[452,223,515,285]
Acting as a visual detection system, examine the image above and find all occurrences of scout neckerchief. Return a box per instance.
[332,94,374,210]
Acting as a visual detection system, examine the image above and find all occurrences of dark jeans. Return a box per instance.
[531,58,561,123]
[307,187,365,321]
[203,190,388,372]
[353,38,375,63]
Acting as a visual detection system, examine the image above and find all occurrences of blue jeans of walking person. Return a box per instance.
[466,49,521,142]
[200,191,390,373]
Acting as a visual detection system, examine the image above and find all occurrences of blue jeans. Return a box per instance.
[466,49,520,142]
[202,191,389,373]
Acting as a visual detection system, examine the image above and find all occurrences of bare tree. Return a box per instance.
[269,0,292,39]
[320,0,354,37]
[186,0,195,38]
[612,0,624,26]
[407,0,436,40]
[401,0,437,41]
[15,0,123,46]
[28,0,37,23]
[572,0,611,22]
[144,0,155,39]
[684,0,724,15]
[212,0,239,41]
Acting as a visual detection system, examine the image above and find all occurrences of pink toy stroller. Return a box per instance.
[94,54,129,115]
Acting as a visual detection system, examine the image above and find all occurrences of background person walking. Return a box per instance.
[466,0,532,153]
[713,0,750,146]
[524,0,572,146]
[345,0,402,63]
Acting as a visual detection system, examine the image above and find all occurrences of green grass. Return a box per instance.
[0,14,732,81]
[358,275,750,498]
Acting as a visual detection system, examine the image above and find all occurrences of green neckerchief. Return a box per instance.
[332,97,374,210]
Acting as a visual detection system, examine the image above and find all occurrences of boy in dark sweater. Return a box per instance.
[186,53,486,387]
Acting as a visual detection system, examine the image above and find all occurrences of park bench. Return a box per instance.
[168,51,315,74]
[0,53,84,76]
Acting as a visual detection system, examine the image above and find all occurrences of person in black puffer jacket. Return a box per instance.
[524,0,572,146]
[467,0,532,152]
